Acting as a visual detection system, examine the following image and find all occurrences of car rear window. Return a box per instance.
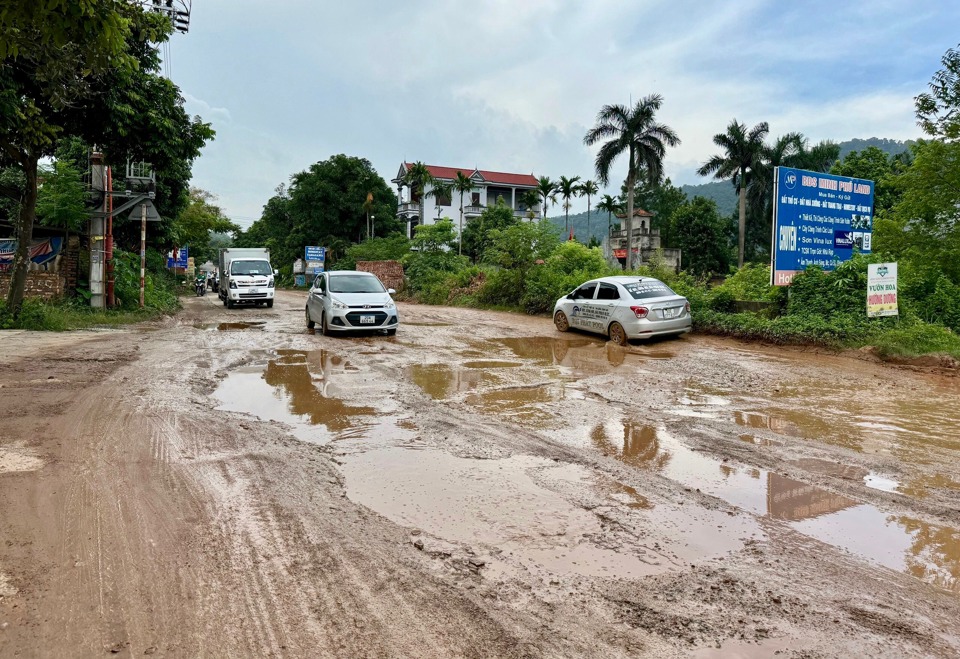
[623,280,675,300]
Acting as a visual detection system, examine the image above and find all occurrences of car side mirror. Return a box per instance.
[387,288,396,295]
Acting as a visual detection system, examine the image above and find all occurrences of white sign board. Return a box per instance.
[867,262,898,318]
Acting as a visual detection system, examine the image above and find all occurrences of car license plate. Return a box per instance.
[249,288,260,294]
[662,307,679,319]
[360,315,375,324]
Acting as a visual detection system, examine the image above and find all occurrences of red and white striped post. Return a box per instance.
[139,202,146,308]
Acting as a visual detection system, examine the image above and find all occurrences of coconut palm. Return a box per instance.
[584,94,680,268]
[404,161,434,229]
[697,120,769,268]
[596,194,619,235]
[556,175,581,238]
[452,171,474,255]
[536,176,558,222]
[578,179,599,243]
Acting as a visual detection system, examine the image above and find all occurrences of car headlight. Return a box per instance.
[267,276,275,288]
[383,300,395,309]
[330,297,348,310]
[229,280,237,289]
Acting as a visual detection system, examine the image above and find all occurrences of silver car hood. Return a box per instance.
[329,292,393,307]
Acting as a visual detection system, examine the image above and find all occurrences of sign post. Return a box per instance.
[771,167,875,286]
[304,246,326,276]
[867,263,898,318]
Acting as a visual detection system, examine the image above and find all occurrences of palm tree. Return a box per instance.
[579,179,599,243]
[362,191,374,239]
[520,189,541,220]
[452,171,474,255]
[596,194,619,236]
[536,176,558,222]
[404,161,434,230]
[697,119,769,268]
[427,180,453,221]
[557,175,581,238]
[584,94,680,269]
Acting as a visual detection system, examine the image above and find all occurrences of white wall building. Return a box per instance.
[392,163,540,239]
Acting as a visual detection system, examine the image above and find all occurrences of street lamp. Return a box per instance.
[371,215,375,239]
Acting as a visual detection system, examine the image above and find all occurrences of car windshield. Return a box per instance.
[329,274,385,294]
[231,260,271,276]
[622,280,676,300]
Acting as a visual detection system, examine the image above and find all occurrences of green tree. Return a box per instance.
[596,194,620,235]
[484,219,560,273]
[831,146,907,216]
[669,197,731,276]
[697,119,769,268]
[519,189,541,220]
[578,179,599,243]
[916,42,960,140]
[461,197,517,262]
[556,175,581,237]
[584,94,680,269]
[452,170,474,255]
[172,188,241,264]
[536,175,558,220]
[427,180,453,222]
[36,159,87,237]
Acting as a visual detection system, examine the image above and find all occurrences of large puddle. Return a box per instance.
[491,336,673,374]
[588,420,960,594]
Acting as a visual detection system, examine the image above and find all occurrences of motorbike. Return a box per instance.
[195,277,207,296]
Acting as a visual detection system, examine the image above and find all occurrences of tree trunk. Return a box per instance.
[564,205,569,237]
[625,171,635,271]
[6,153,39,317]
[738,171,746,268]
[586,197,591,243]
[458,189,464,256]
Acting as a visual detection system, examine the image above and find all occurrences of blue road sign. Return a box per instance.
[771,167,874,286]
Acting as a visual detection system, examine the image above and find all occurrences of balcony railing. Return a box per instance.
[463,204,484,215]
[398,202,419,214]
[610,227,659,239]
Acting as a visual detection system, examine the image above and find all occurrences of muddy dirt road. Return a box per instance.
[1,290,959,658]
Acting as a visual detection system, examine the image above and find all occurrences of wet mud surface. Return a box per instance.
[2,291,960,657]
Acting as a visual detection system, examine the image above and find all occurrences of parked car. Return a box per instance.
[553,276,691,345]
[305,270,399,336]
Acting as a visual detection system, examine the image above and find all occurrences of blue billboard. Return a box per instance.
[304,246,326,275]
[166,246,188,269]
[771,167,874,286]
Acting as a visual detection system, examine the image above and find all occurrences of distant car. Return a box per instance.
[305,270,399,336]
[553,276,691,345]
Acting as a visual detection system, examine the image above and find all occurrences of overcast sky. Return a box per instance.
[169,0,957,227]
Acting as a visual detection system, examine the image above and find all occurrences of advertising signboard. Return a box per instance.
[166,247,189,269]
[771,167,874,286]
[867,262,898,318]
[305,246,326,275]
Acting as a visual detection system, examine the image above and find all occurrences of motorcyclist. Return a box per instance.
[195,271,207,296]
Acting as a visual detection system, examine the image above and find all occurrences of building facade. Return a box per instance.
[392,163,540,238]
[603,208,682,271]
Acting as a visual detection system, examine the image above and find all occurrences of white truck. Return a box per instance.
[218,248,277,309]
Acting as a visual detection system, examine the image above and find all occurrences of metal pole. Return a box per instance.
[139,202,146,308]
[106,167,115,307]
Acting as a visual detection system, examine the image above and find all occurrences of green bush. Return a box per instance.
[707,288,736,313]
[715,263,777,302]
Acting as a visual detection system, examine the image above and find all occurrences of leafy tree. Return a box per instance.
[584,94,680,269]
[697,119,769,268]
[461,197,517,262]
[427,180,453,222]
[536,175,558,220]
[452,170,474,255]
[172,188,241,264]
[916,42,960,140]
[669,196,731,276]
[831,146,906,216]
[556,175,581,237]
[596,194,620,235]
[484,219,560,273]
[578,179,599,242]
[794,139,841,172]
[36,160,87,236]
[335,234,412,270]
[519,189,541,220]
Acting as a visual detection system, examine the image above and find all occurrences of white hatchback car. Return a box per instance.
[553,276,691,345]
[305,270,399,336]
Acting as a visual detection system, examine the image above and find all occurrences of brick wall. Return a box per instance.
[356,261,405,292]
[0,272,66,301]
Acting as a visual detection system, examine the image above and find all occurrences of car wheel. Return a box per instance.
[266,300,274,308]
[226,298,234,309]
[554,310,570,332]
[305,306,315,329]
[386,328,397,336]
[320,312,329,336]
[608,321,627,346]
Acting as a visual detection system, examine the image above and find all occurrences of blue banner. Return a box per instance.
[166,247,189,269]
[304,246,325,275]
[0,237,63,269]
[771,167,874,286]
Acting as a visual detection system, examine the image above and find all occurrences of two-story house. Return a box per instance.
[392,163,540,238]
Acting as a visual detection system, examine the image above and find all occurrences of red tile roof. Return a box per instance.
[403,163,537,187]
[615,208,654,218]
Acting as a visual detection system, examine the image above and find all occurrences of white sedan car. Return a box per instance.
[305,270,399,336]
[553,276,691,345]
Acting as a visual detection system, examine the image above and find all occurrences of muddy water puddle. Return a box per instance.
[491,336,674,372]
[195,320,266,331]
[214,349,413,446]
[587,420,960,593]
[342,448,760,580]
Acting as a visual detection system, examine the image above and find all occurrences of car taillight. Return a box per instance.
[684,301,690,313]
[630,306,649,319]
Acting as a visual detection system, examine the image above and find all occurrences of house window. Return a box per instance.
[471,192,481,206]
[434,190,452,206]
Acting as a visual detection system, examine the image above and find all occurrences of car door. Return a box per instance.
[569,282,598,332]
[308,273,326,318]
[592,282,622,332]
